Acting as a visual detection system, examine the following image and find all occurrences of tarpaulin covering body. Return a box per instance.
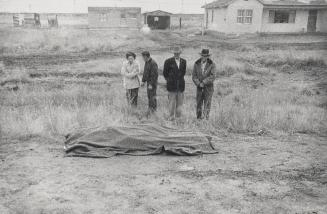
[64,124,218,158]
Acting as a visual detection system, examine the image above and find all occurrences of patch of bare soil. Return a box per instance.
[0,52,118,67]
[0,133,326,214]
[28,71,120,79]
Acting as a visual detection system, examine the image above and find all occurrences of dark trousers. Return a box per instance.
[196,86,213,119]
[126,88,139,107]
[147,86,157,113]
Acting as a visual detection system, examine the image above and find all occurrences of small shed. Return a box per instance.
[23,13,41,27]
[143,10,173,29]
[13,14,24,27]
[13,13,40,27]
[48,15,58,28]
[88,7,141,29]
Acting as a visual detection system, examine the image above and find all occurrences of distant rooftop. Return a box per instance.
[202,0,327,8]
[142,10,173,15]
[88,7,141,11]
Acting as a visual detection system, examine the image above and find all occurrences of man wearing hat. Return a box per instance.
[163,47,187,120]
[192,49,216,120]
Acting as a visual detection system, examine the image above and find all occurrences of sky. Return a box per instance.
[0,0,207,14]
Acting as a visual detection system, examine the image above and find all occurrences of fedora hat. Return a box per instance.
[199,49,211,57]
[172,46,182,54]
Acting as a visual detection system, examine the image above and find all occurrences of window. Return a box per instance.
[237,9,253,24]
[100,13,107,22]
[269,10,296,23]
[127,12,138,18]
[120,13,126,18]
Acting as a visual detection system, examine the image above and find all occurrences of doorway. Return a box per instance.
[146,15,170,30]
[307,10,317,32]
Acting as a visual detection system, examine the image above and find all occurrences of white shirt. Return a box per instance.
[201,60,207,73]
[175,58,180,69]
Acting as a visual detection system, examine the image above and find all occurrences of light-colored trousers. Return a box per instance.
[168,92,184,118]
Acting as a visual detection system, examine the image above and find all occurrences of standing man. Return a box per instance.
[192,49,216,120]
[141,51,159,114]
[163,47,187,120]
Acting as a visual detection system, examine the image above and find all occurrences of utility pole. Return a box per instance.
[73,0,76,13]
[157,0,160,10]
[202,0,207,41]
[180,0,184,30]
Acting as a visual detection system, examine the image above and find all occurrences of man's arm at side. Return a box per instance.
[202,63,216,85]
[181,59,187,77]
[142,65,148,83]
[192,63,201,86]
[149,62,158,87]
[163,59,169,80]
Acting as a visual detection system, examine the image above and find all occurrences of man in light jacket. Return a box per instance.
[192,49,216,120]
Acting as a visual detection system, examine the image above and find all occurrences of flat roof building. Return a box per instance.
[88,7,142,29]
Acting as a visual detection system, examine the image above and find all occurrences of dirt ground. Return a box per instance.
[1,30,327,213]
[0,133,326,214]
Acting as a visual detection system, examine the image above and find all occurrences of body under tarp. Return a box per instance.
[64,124,218,158]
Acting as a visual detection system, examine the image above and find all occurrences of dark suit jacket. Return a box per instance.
[142,58,158,88]
[163,57,187,92]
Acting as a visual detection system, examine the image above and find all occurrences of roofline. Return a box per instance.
[88,7,141,10]
[202,0,327,9]
[263,5,327,9]
[142,10,173,15]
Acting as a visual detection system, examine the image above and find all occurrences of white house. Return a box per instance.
[203,0,327,33]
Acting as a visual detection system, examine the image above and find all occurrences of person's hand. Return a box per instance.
[199,83,204,88]
[148,84,153,90]
[141,82,145,87]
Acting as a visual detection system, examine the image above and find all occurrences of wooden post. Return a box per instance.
[179,17,182,30]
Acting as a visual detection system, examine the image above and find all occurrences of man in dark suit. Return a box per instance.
[141,51,159,114]
[192,49,216,120]
[163,47,187,120]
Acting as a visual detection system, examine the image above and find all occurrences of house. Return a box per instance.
[23,13,41,27]
[143,10,173,29]
[13,13,41,27]
[88,7,141,29]
[203,0,327,33]
[12,14,24,27]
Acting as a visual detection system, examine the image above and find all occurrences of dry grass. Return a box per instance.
[1,78,325,137]
[0,29,326,138]
[0,28,161,55]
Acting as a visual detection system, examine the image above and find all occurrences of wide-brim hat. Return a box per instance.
[172,47,182,54]
[199,49,211,57]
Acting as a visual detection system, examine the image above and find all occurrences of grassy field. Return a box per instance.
[0,28,326,138]
[1,28,327,213]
